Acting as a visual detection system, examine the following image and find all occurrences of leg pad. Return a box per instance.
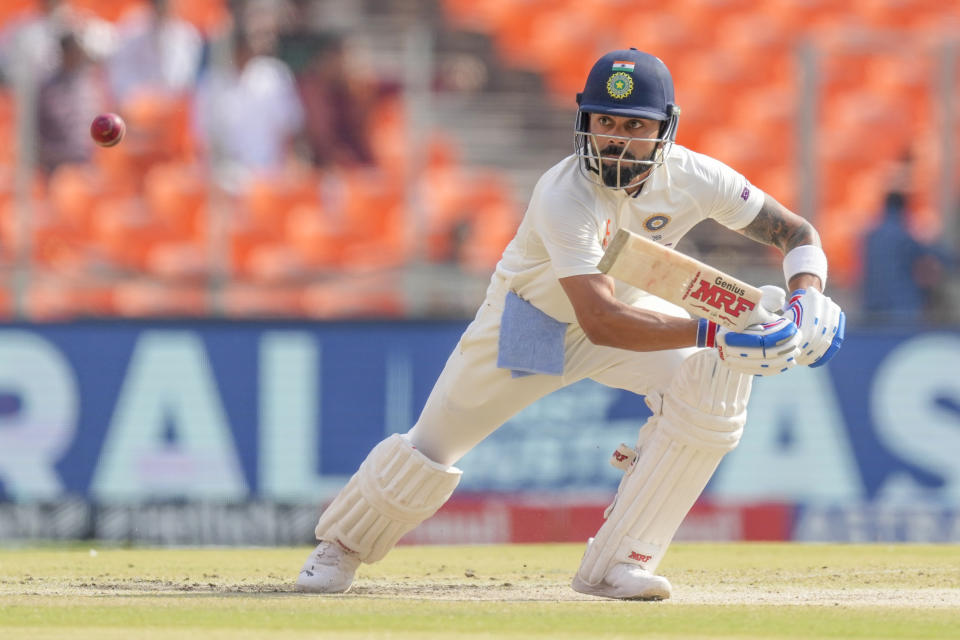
[577,350,752,585]
[314,434,462,562]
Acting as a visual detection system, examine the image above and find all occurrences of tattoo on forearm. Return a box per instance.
[740,205,818,253]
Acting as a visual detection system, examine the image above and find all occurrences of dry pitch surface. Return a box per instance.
[0,543,958,639]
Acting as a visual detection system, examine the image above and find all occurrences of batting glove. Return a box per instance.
[783,289,845,367]
[698,316,801,376]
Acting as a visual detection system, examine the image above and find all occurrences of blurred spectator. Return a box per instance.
[107,0,203,104]
[861,190,950,324]
[35,31,110,173]
[295,33,384,169]
[275,0,323,77]
[192,20,305,189]
[0,0,74,85]
[0,0,115,87]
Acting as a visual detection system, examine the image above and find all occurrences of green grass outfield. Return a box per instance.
[0,543,958,639]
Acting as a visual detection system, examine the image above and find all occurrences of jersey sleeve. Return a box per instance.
[530,188,605,279]
[705,159,765,230]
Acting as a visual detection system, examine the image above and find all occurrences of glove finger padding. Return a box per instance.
[716,317,800,376]
[784,289,845,367]
[745,285,787,326]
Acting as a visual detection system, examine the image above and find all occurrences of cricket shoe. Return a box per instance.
[295,540,361,593]
[571,563,672,600]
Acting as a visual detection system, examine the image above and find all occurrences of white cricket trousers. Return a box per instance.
[407,275,698,466]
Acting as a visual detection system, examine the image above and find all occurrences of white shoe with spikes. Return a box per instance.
[295,541,361,594]
[571,563,672,600]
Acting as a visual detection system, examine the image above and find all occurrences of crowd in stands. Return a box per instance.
[0,0,956,323]
[0,0,519,319]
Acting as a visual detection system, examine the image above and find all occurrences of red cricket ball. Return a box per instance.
[90,112,126,147]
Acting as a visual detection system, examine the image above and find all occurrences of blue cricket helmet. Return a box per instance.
[574,48,680,190]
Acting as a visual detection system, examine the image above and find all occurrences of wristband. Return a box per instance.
[696,318,718,348]
[783,245,828,289]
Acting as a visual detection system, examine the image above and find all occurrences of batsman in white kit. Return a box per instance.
[296,48,845,600]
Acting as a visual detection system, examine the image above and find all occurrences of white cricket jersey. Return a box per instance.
[490,144,765,323]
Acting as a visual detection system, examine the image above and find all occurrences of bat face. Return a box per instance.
[598,229,763,331]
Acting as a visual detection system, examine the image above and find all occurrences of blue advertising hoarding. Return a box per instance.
[0,321,957,542]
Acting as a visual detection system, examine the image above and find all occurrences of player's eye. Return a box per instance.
[626,120,645,130]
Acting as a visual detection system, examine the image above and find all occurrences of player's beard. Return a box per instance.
[599,145,656,188]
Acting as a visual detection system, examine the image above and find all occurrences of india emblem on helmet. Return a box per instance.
[606,72,634,100]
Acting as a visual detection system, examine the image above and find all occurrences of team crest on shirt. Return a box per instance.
[606,72,634,99]
[644,214,670,232]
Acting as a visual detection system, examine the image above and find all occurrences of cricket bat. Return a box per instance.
[597,228,763,331]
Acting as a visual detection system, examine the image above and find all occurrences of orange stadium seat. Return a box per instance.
[142,161,208,241]
[616,14,698,70]
[300,276,405,319]
[283,202,344,270]
[441,0,517,32]
[92,140,142,199]
[46,163,103,233]
[850,0,955,32]
[220,283,306,318]
[818,204,869,287]
[110,280,208,317]
[116,93,195,171]
[243,240,309,284]
[68,0,144,21]
[170,0,228,35]
[142,239,210,281]
[860,51,935,123]
[755,0,852,31]
[416,134,482,262]
[489,0,566,67]
[243,170,321,232]
[752,166,797,211]
[0,1,35,28]
[367,96,407,178]
[672,90,728,151]
[0,90,15,166]
[659,0,748,45]
[86,196,159,272]
[31,222,90,274]
[698,128,784,181]
[334,168,411,272]
[564,0,665,36]
[458,198,518,274]
[527,10,597,97]
[25,280,118,319]
[822,90,914,163]
[0,285,11,319]
[1,188,93,276]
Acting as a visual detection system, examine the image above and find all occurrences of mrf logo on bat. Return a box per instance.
[683,270,756,318]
